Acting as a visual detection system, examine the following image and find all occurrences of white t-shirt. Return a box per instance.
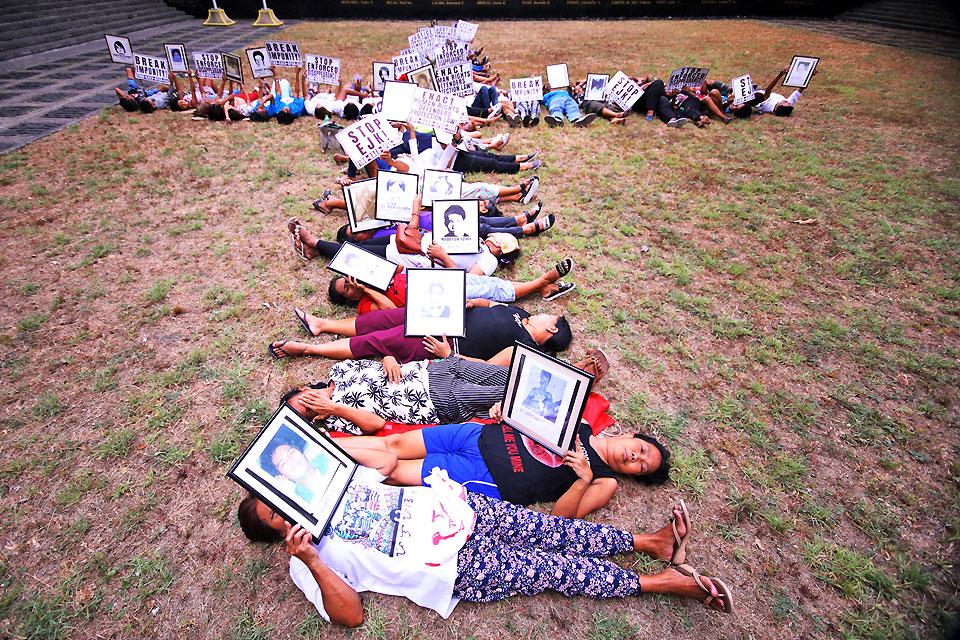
[289,467,474,622]
[755,90,801,114]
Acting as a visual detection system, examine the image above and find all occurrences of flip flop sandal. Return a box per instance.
[670,498,691,565]
[290,224,308,262]
[267,340,289,360]
[674,564,734,614]
[584,348,609,382]
[555,257,574,278]
[294,308,318,337]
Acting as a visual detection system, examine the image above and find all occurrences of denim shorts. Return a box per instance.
[421,422,501,498]
[465,273,515,302]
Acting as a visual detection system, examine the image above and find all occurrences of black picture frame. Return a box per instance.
[105,34,133,65]
[227,403,359,543]
[501,342,595,456]
[246,47,273,79]
[372,61,395,93]
[584,73,609,101]
[431,199,480,255]
[783,55,819,89]
[343,178,390,233]
[408,64,438,92]
[421,169,463,207]
[326,242,398,293]
[221,52,243,84]
[164,43,188,73]
[375,171,419,222]
[403,268,467,338]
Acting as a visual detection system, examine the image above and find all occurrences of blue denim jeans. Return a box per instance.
[543,91,581,121]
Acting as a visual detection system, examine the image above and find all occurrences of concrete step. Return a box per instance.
[839,0,959,35]
[6,4,187,33]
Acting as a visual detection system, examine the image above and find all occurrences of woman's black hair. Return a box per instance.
[773,104,794,117]
[238,494,284,543]
[328,276,352,307]
[227,107,244,121]
[118,97,138,112]
[249,109,268,123]
[343,102,360,120]
[632,433,671,485]
[278,381,329,408]
[733,105,752,119]
[335,224,350,243]
[276,110,295,125]
[138,99,155,114]
[541,316,572,353]
[208,104,226,121]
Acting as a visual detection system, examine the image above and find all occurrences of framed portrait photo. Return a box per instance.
[221,52,243,83]
[501,342,595,456]
[327,242,397,293]
[372,61,395,93]
[246,47,273,79]
[546,63,569,89]
[105,34,133,65]
[408,64,438,92]
[343,178,390,233]
[227,403,359,542]
[164,43,188,73]
[783,55,819,89]
[375,171,419,222]
[584,73,609,101]
[404,268,466,338]
[432,199,480,255]
[421,169,463,207]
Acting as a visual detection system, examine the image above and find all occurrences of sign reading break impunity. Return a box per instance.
[265,41,302,67]
[510,76,543,103]
[134,53,168,84]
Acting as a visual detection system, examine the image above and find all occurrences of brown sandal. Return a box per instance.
[674,563,734,614]
[574,348,609,382]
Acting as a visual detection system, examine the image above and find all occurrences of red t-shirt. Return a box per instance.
[357,272,407,315]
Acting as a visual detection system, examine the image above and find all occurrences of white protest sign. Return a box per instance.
[380,80,418,121]
[265,41,302,67]
[433,25,455,45]
[335,116,404,171]
[393,50,426,76]
[408,29,436,58]
[731,73,755,105]
[605,71,643,111]
[667,66,709,91]
[246,47,273,78]
[134,53,168,84]
[435,63,473,98]
[435,41,469,68]
[305,54,340,85]
[409,88,459,135]
[454,20,479,42]
[192,52,223,79]
[546,63,569,88]
[510,76,543,103]
[105,34,134,65]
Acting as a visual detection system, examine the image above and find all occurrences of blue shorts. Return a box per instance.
[421,422,501,499]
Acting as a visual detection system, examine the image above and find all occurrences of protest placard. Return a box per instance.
[164,43,188,73]
[453,20,479,42]
[605,71,643,111]
[408,29,436,58]
[305,55,340,85]
[546,63,569,88]
[192,52,223,79]
[265,41,302,67]
[731,73,755,105]
[783,56,819,88]
[584,73,609,101]
[667,66,709,91]
[105,35,134,65]
[408,64,438,92]
[409,88,459,134]
[435,41,469,68]
[393,50,426,76]
[433,24,455,45]
[134,53,168,84]
[380,81,418,121]
[372,62,394,92]
[510,76,543,103]
[221,52,243,83]
[335,116,404,172]
[246,47,273,78]
[435,63,473,97]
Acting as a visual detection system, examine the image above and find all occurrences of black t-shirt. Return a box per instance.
[478,422,614,506]
[455,305,537,360]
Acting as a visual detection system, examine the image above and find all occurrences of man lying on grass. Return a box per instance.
[238,457,732,628]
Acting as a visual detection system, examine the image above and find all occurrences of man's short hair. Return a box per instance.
[633,433,671,485]
[443,205,466,228]
[542,316,572,353]
[208,104,226,121]
[276,110,295,125]
[238,494,283,543]
[138,99,155,114]
[227,107,244,121]
[342,102,360,120]
[249,109,268,123]
[773,104,794,117]
[328,276,352,307]
[118,97,138,112]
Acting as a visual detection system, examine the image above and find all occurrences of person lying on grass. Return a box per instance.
[754,65,818,116]
[542,83,597,128]
[249,66,305,124]
[237,464,730,629]
[276,347,608,435]
[114,67,179,113]
[268,305,571,366]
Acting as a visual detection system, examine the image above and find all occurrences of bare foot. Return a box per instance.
[611,116,627,126]
[648,503,687,562]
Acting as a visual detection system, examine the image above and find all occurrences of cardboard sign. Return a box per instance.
[454,20,479,42]
[105,34,134,65]
[221,52,243,83]
[305,54,340,86]
[546,63,569,89]
[731,73,755,105]
[192,52,223,79]
[435,41,470,68]
[433,24,455,45]
[436,63,473,98]
[783,56,819,89]
[393,50,426,76]
[265,41,302,67]
[667,66,709,91]
[380,80,418,121]
[408,29,437,58]
[246,47,273,79]
[584,73,608,101]
[164,43,188,73]
[335,116,404,172]
[408,88,459,135]
[510,76,543,103]
[134,53,168,84]
[605,71,643,111]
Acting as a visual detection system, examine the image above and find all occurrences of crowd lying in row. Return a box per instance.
[114,38,794,628]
